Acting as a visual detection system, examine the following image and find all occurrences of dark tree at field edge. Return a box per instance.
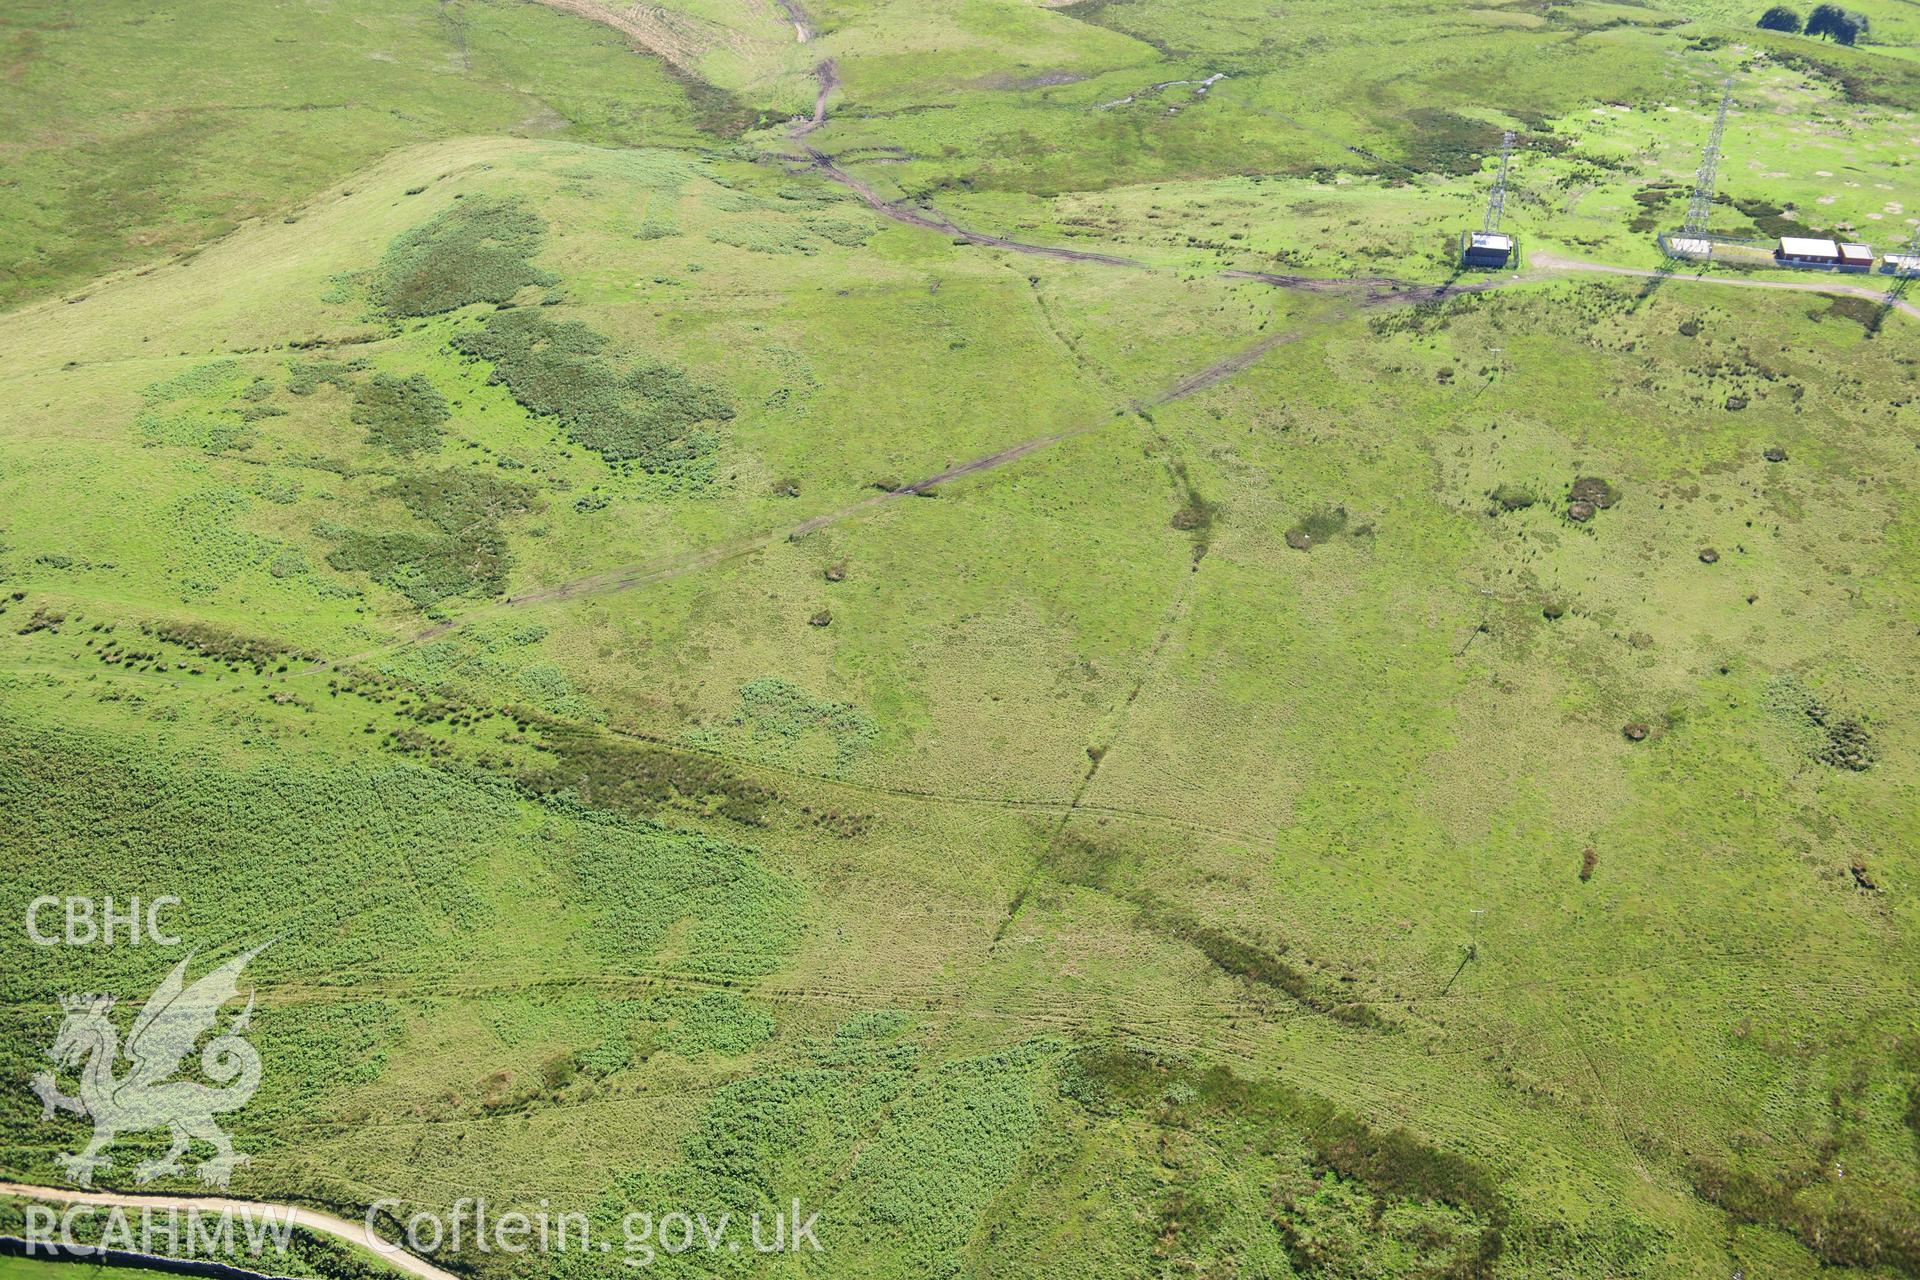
[1805,2,1868,43]
[1757,5,1801,32]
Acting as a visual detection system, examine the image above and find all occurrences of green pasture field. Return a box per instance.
[1,0,1917,1278]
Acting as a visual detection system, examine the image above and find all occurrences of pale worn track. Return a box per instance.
[0,1183,454,1280]
[1530,251,1920,321]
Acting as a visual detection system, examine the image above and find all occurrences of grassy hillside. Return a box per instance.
[0,0,755,309]
[10,0,1918,308]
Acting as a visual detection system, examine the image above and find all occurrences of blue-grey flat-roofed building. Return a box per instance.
[1462,230,1514,269]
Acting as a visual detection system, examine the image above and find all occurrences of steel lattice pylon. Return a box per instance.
[1484,131,1516,234]
[1683,78,1734,236]
[1897,224,1920,282]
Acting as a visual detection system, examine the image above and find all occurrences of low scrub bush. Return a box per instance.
[351,372,449,455]
[452,310,733,469]
[370,197,556,317]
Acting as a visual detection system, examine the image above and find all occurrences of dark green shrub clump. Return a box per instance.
[1489,483,1536,512]
[1568,476,1618,508]
[287,357,367,395]
[1811,708,1874,771]
[1733,196,1803,239]
[325,470,534,607]
[145,621,309,671]
[520,717,775,826]
[1062,1045,1508,1277]
[1285,504,1349,550]
[1398,109,1503,177]
[1133,898,1387,1029]
[370,197,556,317]
[451,310,734,469]
[1811,294,1883,333]
[351,372,449,455]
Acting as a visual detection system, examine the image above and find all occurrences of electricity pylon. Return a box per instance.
[1683,78,1734,236]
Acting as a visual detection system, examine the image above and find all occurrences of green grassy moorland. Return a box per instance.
[0,0,1917,1278]
[0,0,768,310]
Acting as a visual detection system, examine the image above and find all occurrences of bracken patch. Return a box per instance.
[324,470,535,608]
[451,310,734,470]
[370,197,556,317]
[351,372,449,455]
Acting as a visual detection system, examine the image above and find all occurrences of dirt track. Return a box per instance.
[533,0,1920,326]
[788,59,837,139]
[531,0,1507,295]
[0,1182,454,1280]
[529,0,710,74]
[773,0,811,42]
[798,146,1149,267]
